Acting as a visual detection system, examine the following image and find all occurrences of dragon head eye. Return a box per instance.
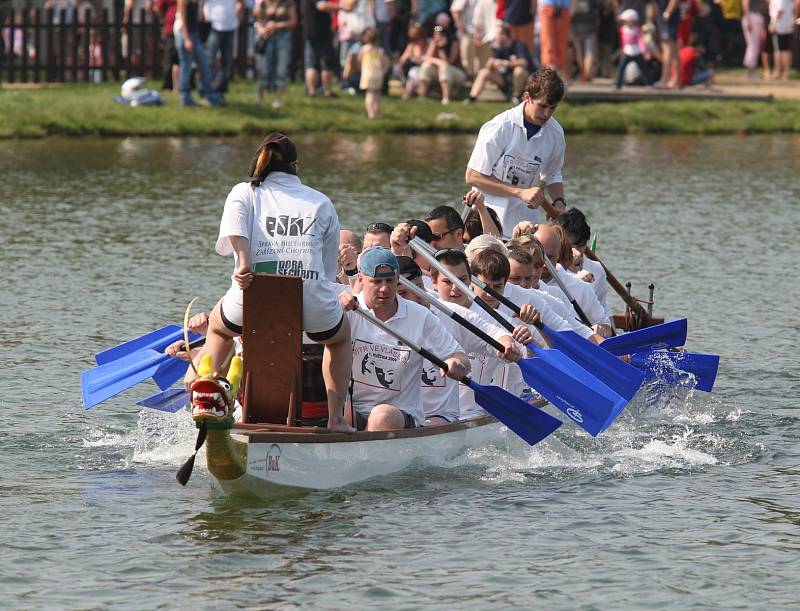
[218,378,232,393]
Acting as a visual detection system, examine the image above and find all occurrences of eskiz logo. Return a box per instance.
[266,444,281,474]
[265,215,316,237]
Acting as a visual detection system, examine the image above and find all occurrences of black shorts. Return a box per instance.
[220,302,243,335]
[306,314,344,342]
[354,409,418,431]
[304,37,337,72]
[775,33,792,51]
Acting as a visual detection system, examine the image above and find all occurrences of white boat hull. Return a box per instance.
[210,418,505,497]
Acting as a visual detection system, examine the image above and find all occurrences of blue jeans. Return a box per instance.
[175,29,220,105]
[206,28,236,93]
[256,30,291,89]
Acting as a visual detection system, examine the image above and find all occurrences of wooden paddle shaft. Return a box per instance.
[539,199,650,322]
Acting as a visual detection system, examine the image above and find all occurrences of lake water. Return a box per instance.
[1,133,799,609]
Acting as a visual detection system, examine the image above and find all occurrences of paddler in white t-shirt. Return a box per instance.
[465,66,568,240]
[184,132,354,433]
[428,248,533,420]
[339,247,471,431]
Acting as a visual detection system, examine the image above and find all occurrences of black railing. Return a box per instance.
[0,6,253,84]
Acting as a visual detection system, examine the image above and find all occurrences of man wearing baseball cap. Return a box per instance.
[341,247,471,431]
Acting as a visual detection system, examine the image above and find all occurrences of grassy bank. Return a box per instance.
[2,80,799,138]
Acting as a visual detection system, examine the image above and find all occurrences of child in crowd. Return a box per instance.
[679,32,714,87]
[614,8,653,89]
[358,27,389,118]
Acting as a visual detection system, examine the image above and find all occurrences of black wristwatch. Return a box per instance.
[345,267,358,277]
[552,197,566,208]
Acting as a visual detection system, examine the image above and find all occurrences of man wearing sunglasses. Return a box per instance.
[465,66,567,240]
[424,205,466,250]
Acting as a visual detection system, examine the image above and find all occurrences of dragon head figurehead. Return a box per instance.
[190,353,243,425]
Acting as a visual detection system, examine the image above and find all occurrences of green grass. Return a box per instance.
[1,80,799,138]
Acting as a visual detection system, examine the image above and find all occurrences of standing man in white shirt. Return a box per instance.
[465,66,568,240]
[204,0,244,99]
[342,247,471,431]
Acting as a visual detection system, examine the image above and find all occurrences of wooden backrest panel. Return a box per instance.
[242,274,303,424]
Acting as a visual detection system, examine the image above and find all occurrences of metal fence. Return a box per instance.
[0,7,251,83]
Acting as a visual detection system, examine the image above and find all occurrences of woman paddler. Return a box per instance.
[185,132,355,433]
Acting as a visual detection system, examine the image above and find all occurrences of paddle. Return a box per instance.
[537,244,593,327]
[82,336,205,409]
[599,318,688,355]
[137,387,190,413]
[353,307,562,445]
[630,350,719,392]
[469,276,645,402]
[410,238,633,436]
[95,324,186,365]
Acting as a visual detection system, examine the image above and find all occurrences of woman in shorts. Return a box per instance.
[185,132,354,432]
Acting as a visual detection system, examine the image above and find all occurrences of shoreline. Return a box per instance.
[1,81,798,139]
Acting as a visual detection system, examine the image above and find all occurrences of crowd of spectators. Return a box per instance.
[2,0,798,106]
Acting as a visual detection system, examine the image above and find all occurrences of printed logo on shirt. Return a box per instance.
[352,339,410,392]
[421,362,446,388]
[501,154,540,187]
[264,215,317,237]
[253,260,320,279]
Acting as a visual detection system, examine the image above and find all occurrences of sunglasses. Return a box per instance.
[366,222,393,234]
[430,228,456,241]
[433,25,445,32]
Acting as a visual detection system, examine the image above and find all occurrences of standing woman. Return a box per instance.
[741,0,767,79]
[254,0,298,107]
[174,0,221,106]
[186,132,355,433]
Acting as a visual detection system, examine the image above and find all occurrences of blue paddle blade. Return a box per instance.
[95,325,184,365]
[466,379,562,445]
[137,388,189,413]
[540,327,645,401]
[518,349,629,437]
[82,348,171,409]
[152,357,191,391]
[630,350,720,392]
[600,318,688,356]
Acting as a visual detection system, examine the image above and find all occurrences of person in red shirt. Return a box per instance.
[679,33,713,86]
[156,0,179,91]
[676,0,697,46]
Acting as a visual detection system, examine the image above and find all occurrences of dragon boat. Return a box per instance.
[182,274,513,498]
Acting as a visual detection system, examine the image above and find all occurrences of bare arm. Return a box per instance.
[465,167,548,209]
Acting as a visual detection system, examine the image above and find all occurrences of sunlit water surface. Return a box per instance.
[1,133,798,609]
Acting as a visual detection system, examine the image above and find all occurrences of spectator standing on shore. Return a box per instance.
[596,0,619,76]
[339,0,376,77]
[615,8,653,87]
[301,0,339,96]
[741,0,767,78]
[254,0,297,107]
[466,24,535,102]
[656,0,680,87]
[465,67,567,239]
[156,0,179,91]
[768,0,795,79]
[204,0,243,99]
[123,0,152,70]
[677,0,699,46]
[539,0,572,74]
[359,27,390,117]
[502,0,537,53]
[175,0,221,106]
[418,23,466,104]
[570,0,601,80]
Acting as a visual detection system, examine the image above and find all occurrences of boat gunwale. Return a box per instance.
[232,414,502,443]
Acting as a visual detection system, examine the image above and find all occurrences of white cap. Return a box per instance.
[121,77,146,100]
[619,8,639,21]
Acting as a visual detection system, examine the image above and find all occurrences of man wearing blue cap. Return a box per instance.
[342,247,471,431]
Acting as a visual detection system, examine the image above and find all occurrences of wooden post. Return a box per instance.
[57,8,66,82]
[81,12,90,82]
[7,11,16,83]
[101,8,110,82]
[112,2,122,81]
[241,274,303,425]
[70,13,78,82]
[150,12,160,79]
[45,8,53,81]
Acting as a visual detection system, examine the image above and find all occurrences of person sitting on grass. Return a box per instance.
[465,24,536,104]
[418,24,467,105]
[678,33,714,88]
